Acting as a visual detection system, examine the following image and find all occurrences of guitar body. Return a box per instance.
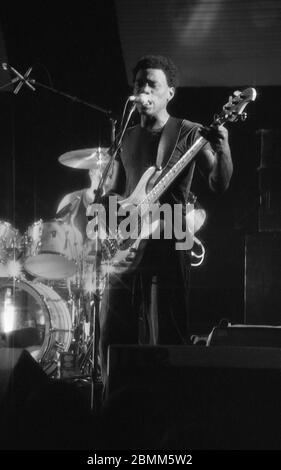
[87,166,163,273]
[121,165,162,207]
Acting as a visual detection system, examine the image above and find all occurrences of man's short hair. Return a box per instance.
[132,55,179,88]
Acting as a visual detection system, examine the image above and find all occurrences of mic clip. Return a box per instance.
[2,63,35,94]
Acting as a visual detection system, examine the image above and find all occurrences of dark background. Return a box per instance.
[0,1,280,333]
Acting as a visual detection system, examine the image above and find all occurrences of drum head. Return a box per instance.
[0,279,72,364]
[24,254,77,280]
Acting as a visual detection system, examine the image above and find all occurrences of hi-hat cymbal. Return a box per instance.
[58,147,110,169]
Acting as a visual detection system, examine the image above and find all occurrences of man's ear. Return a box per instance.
[168,86,175,102]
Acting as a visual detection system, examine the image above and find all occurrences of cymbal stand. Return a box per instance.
[91,243,103,413]
[78,239,104,413]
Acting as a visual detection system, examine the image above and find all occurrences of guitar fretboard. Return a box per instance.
[141,136,207,207]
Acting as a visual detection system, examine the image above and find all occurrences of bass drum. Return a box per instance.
[0,279,72,372]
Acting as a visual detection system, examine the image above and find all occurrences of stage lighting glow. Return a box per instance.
[7,259,22,278]
[1,288,15,333]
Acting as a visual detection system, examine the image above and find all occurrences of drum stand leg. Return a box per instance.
[89,244,104,414]
[77,242,104,412]
[90,291,103,414]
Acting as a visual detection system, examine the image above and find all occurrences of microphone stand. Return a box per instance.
[1,64,116,120]
[29,78,115,118]
[87,101,136,413]
[93,102,136,204]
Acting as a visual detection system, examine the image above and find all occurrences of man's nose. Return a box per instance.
[140,82,151,93]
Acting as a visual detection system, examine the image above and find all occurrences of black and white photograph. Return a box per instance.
[0,0,280,458]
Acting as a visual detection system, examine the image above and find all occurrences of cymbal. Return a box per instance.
[58,147,110,169]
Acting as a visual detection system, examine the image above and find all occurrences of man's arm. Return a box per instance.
[197,125,233,193]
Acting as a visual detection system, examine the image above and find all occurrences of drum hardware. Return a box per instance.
[53,339,68,352]
[0,221,23,268]
[49,328,74,333]
[59,351,81,379]
[79,334,95,376]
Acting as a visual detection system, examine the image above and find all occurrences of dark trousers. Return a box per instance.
[99,240,191,382]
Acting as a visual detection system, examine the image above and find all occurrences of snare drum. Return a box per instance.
[0,278,72,366]
[0,220,22,264]
[24,219,83,279]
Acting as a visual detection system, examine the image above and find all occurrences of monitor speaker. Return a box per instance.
[0,348,48,449]
[0,348,48,403]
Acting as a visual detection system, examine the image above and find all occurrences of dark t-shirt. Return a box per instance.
[120,125,163,197]
[118,116,211,205]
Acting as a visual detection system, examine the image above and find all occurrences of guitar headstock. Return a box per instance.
[213,88,257,125]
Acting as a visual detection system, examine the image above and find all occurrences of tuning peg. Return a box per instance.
[240,112,247,121]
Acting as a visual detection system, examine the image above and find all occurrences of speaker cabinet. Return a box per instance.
[256,129,281,231]
[104,345,281,449]
[245,233,281,325]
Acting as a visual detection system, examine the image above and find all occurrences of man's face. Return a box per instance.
[133,68,175,116]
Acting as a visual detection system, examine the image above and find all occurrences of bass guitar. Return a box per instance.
[86,88,257,272]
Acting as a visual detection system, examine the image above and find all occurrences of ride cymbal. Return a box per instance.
[58,147,110,169]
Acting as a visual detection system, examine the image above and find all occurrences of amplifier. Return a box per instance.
[107,344,281,396]
[207,323,281,348]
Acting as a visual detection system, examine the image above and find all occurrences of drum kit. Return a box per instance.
[0,147,110,378]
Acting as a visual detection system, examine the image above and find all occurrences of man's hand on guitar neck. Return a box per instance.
[199,124,230,156]
[198,124,233,194]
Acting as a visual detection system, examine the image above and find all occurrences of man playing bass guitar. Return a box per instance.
[97,54,233,384]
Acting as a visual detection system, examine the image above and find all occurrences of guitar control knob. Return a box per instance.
[240,112,247,121]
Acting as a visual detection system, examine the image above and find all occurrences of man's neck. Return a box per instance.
[140,110,170,130]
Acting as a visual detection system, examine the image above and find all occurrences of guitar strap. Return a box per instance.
[156,116,196,199]
[156,116,183,169]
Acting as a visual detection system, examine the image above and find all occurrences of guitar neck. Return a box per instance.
[143,135,208,205]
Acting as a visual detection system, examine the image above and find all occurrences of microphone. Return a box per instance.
[129,94,152,106]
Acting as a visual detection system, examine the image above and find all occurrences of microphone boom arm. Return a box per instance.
[92,102,136,204]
